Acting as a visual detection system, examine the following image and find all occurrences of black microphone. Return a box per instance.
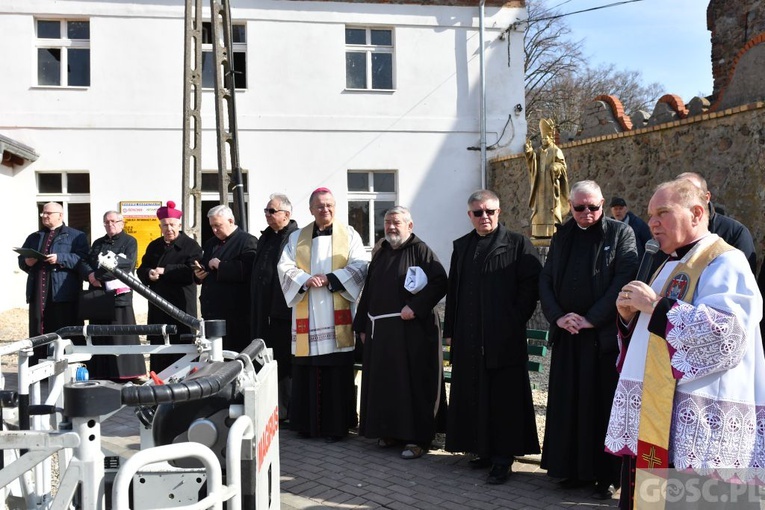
[635,239,660,283]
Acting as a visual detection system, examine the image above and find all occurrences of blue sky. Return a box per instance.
[558,0,713,100]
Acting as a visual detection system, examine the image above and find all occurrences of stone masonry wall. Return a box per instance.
[708,0,765,100]
[490,101,765,270]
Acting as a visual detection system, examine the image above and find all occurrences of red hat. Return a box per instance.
[157,201,182,220]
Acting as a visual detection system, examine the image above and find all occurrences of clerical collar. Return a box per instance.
[576,217,602,231]
[669,239,702,260]
[313,223,333,236]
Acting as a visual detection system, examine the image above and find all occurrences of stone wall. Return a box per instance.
[490,101,765,271]
[708,0,765,100]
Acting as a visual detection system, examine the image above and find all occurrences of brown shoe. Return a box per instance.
[401,444,425,460]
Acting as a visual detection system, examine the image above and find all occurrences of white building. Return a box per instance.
[0,0,528,313]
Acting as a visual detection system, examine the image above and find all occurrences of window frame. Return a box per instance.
[201,22,247,90]
[347,170,398,248]
[35,171,92,238]
[345,26,395,92]
[35,19,91,88]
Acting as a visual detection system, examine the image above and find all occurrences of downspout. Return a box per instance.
[479,0,487,189]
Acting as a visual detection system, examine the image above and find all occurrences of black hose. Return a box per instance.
[237,339,267,363]
[121,360,242,406]
[26,333,60,349]
[98,263,201,331]
[57,324,178,338]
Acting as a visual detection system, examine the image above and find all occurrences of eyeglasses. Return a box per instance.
[572,204,601,212]
[471,209,497,217]
[263,208,287,215]
[104,220,123,225]
[40,211,61,217]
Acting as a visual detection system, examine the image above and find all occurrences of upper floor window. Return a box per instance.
[36,19,90,87]
[202,22,247,89]
[345,27,394,91]
[347,171,397,247]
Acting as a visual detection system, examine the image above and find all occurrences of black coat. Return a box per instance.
[444,224,542,369]
[198,228,258,351]
[624,211,652,256]
[82,232,138,307]
[539,216,638,354]
[137,231,202,325]
[19,224,89,304]
[708,203,757,273]
[250,219,298,339]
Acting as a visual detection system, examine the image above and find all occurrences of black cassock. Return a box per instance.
[81,232,146,380]
[354,234,447,448]
[137,232,202,374]
[445,229,541,461]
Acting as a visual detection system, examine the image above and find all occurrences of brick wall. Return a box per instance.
[707,0,765,100]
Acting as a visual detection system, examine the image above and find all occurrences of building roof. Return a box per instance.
[0,134,39,167]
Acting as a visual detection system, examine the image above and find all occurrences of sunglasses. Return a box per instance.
[572,204,601,212]
[471,209,497,217]
[263,208,287,215]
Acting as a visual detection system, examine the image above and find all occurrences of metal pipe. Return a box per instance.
[479,0,487,189]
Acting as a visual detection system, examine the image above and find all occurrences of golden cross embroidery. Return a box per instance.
[641,446,663,469]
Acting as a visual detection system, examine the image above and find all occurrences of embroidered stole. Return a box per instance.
[634,237,733,509]
[294,224,353,357]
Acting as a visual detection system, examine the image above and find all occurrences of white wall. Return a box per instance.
[0,0,527,313]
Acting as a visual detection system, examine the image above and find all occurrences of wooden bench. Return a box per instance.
[442,328,549,382]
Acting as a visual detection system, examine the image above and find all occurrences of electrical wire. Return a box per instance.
[528,0,644,24]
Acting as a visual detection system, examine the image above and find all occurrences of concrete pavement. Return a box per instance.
[98,404,618,509]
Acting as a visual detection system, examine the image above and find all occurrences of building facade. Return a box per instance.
[1,0,527,312]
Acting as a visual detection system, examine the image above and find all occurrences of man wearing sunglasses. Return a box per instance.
[444,189,542,485]
[251,193,298,423]
[539,180,638,500]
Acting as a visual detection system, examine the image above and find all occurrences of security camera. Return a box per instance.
[514,104,523,114]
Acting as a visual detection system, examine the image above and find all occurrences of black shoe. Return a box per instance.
[592,482,615,500]
[469,457,492,469]
[324,435,343,443]
[486,464,512,485]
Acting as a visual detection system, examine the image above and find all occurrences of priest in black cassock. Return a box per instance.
[137,201,202,374]
[194,205,258,354]
[353,206,447,460]
[250,193,298,421]
[444,189,542,485]
[81,210,147,381]
[539,180,637,500]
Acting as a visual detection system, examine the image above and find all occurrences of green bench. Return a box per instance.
[442,328,549,382]
[353,328,549,383]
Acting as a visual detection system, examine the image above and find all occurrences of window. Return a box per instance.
[347,171,397,247]
[36,172,91,239]
[36,19,90,87]
[345,27,394,90]
[200,170,249,244]
[202,22,247,89]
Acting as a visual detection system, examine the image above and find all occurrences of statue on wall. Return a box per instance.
[524,118,569,238]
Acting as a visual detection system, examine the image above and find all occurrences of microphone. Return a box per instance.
[635,239,660,283]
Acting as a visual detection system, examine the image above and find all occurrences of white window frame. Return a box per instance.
[201,22,247,90]
[36,171,91,237]
[345,26,395,91]
[35,19,90,87]
[347,170,397,248]
[36,171,91,209]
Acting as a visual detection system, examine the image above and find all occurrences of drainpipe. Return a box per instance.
[479,0,487,189]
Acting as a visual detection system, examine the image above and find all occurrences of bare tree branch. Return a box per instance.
[523,0,664,141]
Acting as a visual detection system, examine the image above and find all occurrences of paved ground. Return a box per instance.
[97,404,617,510]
